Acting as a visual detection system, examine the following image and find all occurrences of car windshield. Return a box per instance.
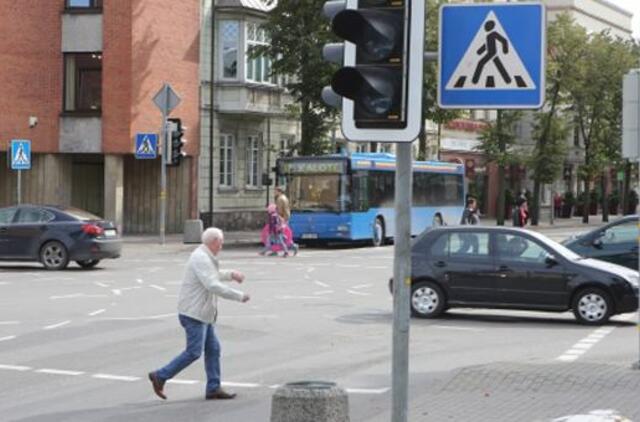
[527,230,582,261]
[61,207,102,221]
[286,174,342,212]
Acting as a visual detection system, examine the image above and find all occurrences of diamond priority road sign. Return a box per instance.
[438,2,545,109]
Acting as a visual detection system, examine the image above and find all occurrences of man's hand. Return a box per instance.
[241,293,250,303]
[231,271,245,283]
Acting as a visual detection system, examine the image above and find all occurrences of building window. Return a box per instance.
[279,135,295,157]
[220,20,239,79]
[219,134,235,187]
[246,22,274,84]
[246,135,262,187]
[64,53,102,112]
[355,144,368,153]
[379,143,393,153]
[66,0,102,8]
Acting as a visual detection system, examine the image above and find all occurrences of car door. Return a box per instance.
[430,230,497,304]
[592,220,638,269]
[7,207,54,258]
[494,232,570,308]
[0,207,18,257]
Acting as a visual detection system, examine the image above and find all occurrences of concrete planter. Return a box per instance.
[270,381,349,422]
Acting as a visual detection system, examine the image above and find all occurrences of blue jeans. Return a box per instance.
[155,314,221,393]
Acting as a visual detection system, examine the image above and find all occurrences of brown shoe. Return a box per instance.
[148,372,167,400]
[205,388,237,400]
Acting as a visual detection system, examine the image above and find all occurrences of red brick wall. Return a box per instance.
[102,0,134,154]
[128,0,201,156]
[0,1,64,153]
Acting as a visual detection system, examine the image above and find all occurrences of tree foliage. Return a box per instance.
[255,0,337,155]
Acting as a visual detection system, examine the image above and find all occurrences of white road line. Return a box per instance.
[43,320,71,330]
[111,289,122,296]
[345,387,390,395]
[0,336,17,342]
[0,321,20,325]
[36,369,84,376]
[431,325,485,332]
[314,281,330,288]
[0,364,31,371]
[136,278,144,284]
[0,281,11,285]
[88,309,106,316]
[94,282,110,288]
[221,381,261,388]
[50,294,108,300]
[313,290,335,295]
[347,290,371,296]
[351,284,372,290]
[149,284,167,291]
[337,264,360,268]
[97,313,176,321]
[167,379,200,385]
[275,295,328,300]
[306,267,315,273]
[556,326,615,362]
[92,374,140,382]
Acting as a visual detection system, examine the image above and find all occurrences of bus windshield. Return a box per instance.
[286,174,342,212]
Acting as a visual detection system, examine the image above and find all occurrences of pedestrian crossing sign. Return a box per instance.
[438,3,545,109]
[135,133,158,159]
[10,139,31,170]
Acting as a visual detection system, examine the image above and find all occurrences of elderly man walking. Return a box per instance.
[148,227,250,400]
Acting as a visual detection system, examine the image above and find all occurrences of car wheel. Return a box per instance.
[77,259,100,269]
[433,214,444,226]
[40,241,69,271]
[372,218,385,247]
[572,287,612,325]
[411,281,446,318]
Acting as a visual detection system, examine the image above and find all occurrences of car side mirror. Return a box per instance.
[592,237,603,249]
[545,255,558,267]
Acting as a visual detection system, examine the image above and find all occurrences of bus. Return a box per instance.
[276,153,466,245]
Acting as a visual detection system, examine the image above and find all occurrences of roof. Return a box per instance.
[217,0,277,12]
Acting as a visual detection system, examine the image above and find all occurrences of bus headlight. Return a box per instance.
[337,224,350,232]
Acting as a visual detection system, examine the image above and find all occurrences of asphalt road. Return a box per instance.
[0,227,638,422]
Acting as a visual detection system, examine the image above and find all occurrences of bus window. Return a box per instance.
[286,174,341,212]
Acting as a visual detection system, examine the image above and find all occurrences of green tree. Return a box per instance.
[255,0,337,155]
[476,110,522,225]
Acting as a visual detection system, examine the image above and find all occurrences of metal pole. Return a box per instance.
[160,111,167,245]
[392,142,412,422]
[550,187,554,226]
[17,170,21,204]
[208,0,215,228]
[266,117,271,208]
[637,158,640,369]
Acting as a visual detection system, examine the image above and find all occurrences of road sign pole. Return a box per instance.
[160,111,168,246]
[17,170,21,205]
[392,142,412,422]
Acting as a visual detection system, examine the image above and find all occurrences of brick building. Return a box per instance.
[0,0,200,233]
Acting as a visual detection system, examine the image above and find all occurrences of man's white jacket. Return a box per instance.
[177,245,245,323]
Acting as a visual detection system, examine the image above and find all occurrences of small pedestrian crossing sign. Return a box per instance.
[10,140,31,170]
[439,3,545,109]
[135,133,158,159]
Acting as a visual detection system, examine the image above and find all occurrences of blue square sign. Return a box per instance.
[438,3,545,109]
[135,133,158,159]
[11,139,31,170]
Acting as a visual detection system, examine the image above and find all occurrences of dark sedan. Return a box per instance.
[562,215,638,270]
[396,226,638,325]
[0,205,121,270]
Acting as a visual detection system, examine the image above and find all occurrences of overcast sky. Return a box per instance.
[607,0,640,39]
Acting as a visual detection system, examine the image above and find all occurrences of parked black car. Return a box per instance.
[0,205,121,270]
[562,215,638,270]
[394,226,638,325]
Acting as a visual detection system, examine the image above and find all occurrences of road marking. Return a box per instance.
[0,281,11,285]
[88,309,106,316]
[306,267,315,273]
[0,336,17,342]
[347,290,371,296]
[351,284,372,290]
[222,381,261,388]
[167,379,200,385]
[92,374,140,382]
[97,313,176,321]
[337,264,360,268]
[431,325,485,332]
[136,278,144,284]
[556,326,615,362]
[0,364,31,371]
[275,295,328,300]
[43,320,71,330]
[36,368,84,376]
[345,387,390,394]
[313,290,335,295]
[0,321,20,325]
[50,293,108,300]
[94,282,110,288]
[149,284,167,291]
[314,281,330,288]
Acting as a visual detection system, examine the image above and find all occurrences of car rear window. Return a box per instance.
[61,207,102,221]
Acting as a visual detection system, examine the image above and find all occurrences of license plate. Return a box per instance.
[104,229,117,238]
[301,233,318,239]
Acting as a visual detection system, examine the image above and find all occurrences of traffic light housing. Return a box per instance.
[322,0,424,142]
[166,118,186,166]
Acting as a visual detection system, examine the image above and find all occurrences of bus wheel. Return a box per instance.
[372,218,385,247]
[433,214,444,226]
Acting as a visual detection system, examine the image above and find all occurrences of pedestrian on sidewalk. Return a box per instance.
[553,192,562,218]
[148,227,250,401]
[513,194,530,227]
[274,186,291,223]
[460,197,480,225]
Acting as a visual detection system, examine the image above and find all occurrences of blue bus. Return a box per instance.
[276,153,466,245]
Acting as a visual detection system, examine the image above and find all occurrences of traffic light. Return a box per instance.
[322,0,424,142]
[166,118,186,166]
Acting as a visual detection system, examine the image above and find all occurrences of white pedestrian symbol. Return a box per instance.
[445,11,534,90]
[13,144,29,166]
[137,136,155,155]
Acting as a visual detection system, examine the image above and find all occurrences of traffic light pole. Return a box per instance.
[392,142,412,422]
[159,113,167,245]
